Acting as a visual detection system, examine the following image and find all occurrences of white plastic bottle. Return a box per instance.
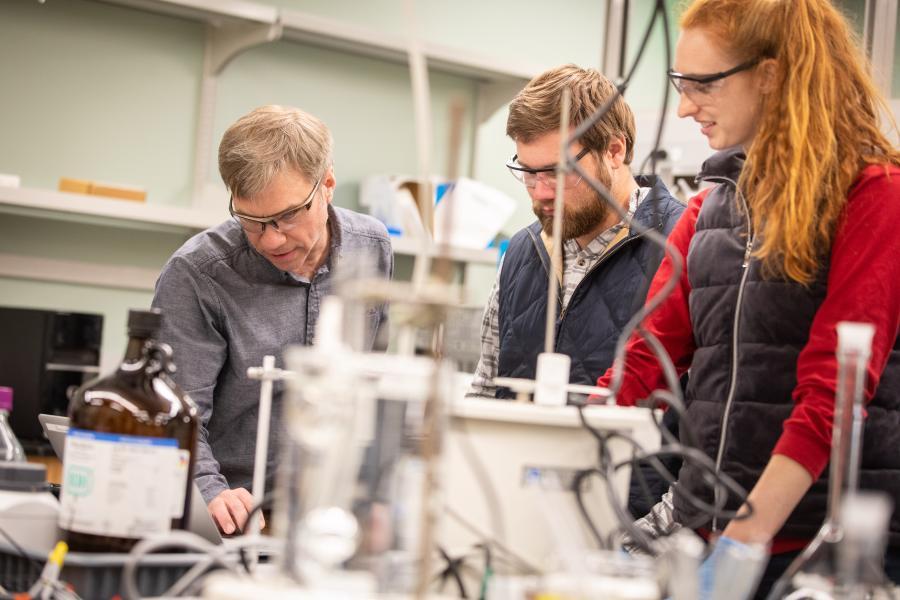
[0,462,59,555]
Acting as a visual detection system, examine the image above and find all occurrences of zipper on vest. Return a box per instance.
[527,228,564,318]
[555,231,648,327]
[700,175,755,532]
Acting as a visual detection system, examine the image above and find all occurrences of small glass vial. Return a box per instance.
[0,388,25,463]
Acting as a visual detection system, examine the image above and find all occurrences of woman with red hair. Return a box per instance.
[598,0,900,596]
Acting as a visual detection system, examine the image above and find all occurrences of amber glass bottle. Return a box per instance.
[60,309,198,552]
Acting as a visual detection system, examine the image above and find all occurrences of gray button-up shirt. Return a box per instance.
[152,206,392,502]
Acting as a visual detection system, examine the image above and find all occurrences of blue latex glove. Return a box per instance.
[697,536,769,600]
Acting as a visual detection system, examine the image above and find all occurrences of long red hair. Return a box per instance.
[681,0,899,284]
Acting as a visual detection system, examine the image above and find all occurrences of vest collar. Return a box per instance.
[632,175,678,232]
[697,147,746,183]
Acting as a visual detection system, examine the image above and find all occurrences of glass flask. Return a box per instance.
[279,340,450,595]
[768,322,889,599]
[0,388,25,462]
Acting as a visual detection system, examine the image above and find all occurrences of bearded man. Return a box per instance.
[467,64,684,398]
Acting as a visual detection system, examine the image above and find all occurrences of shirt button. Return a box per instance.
[577,259,586,266]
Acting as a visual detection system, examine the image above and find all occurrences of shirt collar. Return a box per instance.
[577,186,649,256]
[280,204,341,283]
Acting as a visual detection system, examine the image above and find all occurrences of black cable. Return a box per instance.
[443,507,540,575]
[436,545,468,598]
[600,424,750,524]
[572,468,607,550]
[572,406,654,553]
[647,0,672,174]
[621,445,749,523]
[619,0,630,78]
[587,407,660,553]
[236,546,252,575]
[601,457,659,553]
[569,157,688,408]
[0,524,44,574]
[621,387,755,527]
[235,492,274,577]
[564,0,686,411]
[239,492,274,539]
[568,1,663,145]
[638,149,668,176]
[571,36,692,556]
[629,450,670,536]
[643,387,698,452]
[574,403,755,553]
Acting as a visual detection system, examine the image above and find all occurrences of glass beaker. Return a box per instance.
[279,346,450,595]
[768,322,884,599]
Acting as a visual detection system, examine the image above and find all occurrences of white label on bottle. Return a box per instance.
[58,429,189,538]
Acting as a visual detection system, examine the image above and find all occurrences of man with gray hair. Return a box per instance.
[153,105,392,535]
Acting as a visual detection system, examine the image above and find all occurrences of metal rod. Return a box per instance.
[405,0,434,294]
[544,88,571,354]
[249,354,276,546]
[432,97,467,285]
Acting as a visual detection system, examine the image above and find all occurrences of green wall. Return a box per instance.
[1,0,893,373]
[0,0,611,371]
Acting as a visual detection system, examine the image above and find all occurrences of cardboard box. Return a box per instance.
[58,177,147,202]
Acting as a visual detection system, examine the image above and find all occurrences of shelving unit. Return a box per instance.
[1,0,518,294]
[390,236,498,266]
[98,0,536,83]
[0,185,497,292]
[92,0,536,210]
[0,186,225,234]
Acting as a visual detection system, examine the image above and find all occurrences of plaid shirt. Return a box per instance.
[467,187,648,398]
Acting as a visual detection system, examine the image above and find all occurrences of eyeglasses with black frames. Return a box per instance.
[667,58,760,99]
[506,147,592,189]
[229,176,322,235]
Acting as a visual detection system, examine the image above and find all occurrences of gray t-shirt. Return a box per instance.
[152,205,392,502]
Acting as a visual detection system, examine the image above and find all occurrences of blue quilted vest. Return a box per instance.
[496,176,684,398]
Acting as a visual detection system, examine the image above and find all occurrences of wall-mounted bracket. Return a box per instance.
[191,19,283,210]
[206,19,283,76]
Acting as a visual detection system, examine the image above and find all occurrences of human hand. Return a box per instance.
[697,535,768,600]
[207,487,265,535]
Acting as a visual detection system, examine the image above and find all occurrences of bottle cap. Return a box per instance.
[0,463,49,493]
[0,388,11,412]
[837,321,876,358]
[534,352,571,407]
[127,309,162,337]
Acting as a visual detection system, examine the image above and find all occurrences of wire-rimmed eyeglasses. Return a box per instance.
[229,176,322,235]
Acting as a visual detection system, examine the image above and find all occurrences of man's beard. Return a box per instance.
[535,162,612,240]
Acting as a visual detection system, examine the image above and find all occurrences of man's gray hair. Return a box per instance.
[218,105,333,199]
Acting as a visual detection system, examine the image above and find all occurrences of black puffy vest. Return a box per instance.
[673,149,900,544]
[496,176,685,397]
